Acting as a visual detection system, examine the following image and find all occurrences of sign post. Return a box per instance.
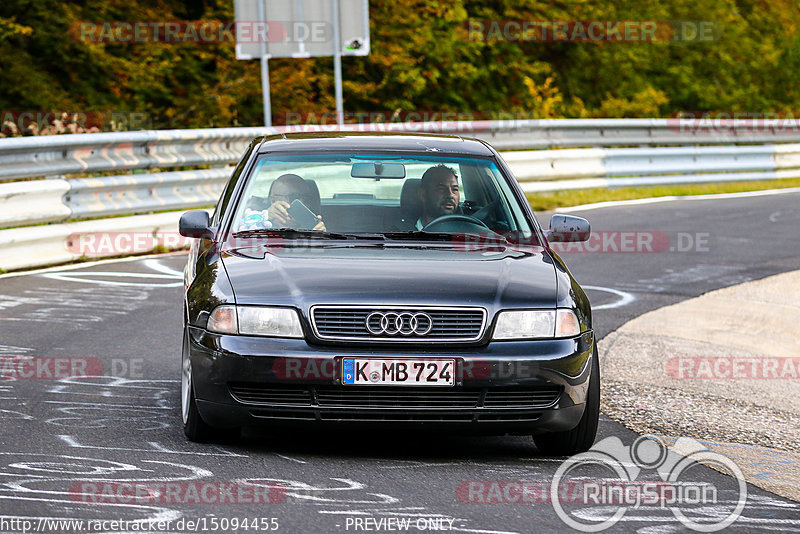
[256,0,272,126]
[234,0,370,127]
[331,0,343,125]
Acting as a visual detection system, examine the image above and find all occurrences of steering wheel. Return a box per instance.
[422,214,494,234]
[470,198,501,221]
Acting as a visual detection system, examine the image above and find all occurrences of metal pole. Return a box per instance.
[260,55,272,127]
[257,0,272,127]
[332,0,343,126]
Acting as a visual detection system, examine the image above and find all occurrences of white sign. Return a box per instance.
[234,0,370,59]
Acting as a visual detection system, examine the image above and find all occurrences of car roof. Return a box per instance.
[256,132,496,156]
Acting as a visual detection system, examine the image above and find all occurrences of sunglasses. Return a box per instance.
[269,192,310,204]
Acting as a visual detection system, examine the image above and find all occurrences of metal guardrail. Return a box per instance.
[0,127,268,182]
[66,168,230,219]
[506,143,800,192]
[4,119,800,181]
[3,118,800,270]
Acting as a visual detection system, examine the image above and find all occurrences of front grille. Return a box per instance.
[484,386,561,408]
[311,306,486,342]
[318,411,475,422]
[476,413,542,422]
[229,384,312,405]
[250,409,316,421]
[230,382,561,410]
[315,386,481,408]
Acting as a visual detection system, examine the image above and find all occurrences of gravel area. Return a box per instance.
[597,270,800,502]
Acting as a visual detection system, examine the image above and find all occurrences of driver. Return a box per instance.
[416,165,460,229]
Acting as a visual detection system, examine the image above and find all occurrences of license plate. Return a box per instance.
[341,358,455,386]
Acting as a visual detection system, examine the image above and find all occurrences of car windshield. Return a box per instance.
[230,153,537,243]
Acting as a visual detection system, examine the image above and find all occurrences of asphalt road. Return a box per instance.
[1,190,799,533]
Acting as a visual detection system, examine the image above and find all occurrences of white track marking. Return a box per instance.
[142,258,184,278]
[44,400,172,409]
[49,376,176,390]
[57,435,246,457]
[0,252,187,280]
[36,257,183,287]
[240,477,400,504]
[273,453,307,464]
[557,186,800,213]
[379,462,463,469]
[0,409,32,420]
[0,286,150,326]
[584,285,636,310]
[40,271,182,288]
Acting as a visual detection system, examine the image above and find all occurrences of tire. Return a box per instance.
[181,327,215,442]
[533,345,600,456]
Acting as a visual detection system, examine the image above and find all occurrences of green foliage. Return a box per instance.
[1,0,799,128]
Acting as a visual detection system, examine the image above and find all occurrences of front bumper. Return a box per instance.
[188,327,595,433]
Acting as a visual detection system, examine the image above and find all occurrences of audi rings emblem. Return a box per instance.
[365,311,433,336]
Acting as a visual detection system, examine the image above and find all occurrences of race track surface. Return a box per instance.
[1,191,799,533]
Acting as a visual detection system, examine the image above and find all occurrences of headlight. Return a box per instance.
[207,305,304,338]
[492,309,581,340]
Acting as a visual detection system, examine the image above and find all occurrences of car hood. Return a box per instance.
[220,244,558,310]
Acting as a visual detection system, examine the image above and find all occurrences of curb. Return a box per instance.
[598,270,800,502]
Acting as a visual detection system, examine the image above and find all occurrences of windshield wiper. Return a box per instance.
[380,231,459,241]
[381,231,509,245]
[232,229,513,247]
[232,228,384,241]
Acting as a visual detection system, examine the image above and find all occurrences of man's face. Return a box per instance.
[420,172,459,220]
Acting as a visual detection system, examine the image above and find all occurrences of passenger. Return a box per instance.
[241,173,326,231]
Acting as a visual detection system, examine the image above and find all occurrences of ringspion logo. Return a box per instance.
[551,436,746,531]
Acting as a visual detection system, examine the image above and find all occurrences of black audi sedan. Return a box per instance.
[179,132,597,455]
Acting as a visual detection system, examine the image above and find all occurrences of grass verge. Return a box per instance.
[525,178,800,211]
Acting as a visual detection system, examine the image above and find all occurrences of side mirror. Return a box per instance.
[547,214,591,243]
[179,210,213,238]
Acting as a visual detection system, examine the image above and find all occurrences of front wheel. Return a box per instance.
[533,345,600,455]
[182,328,216,442]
